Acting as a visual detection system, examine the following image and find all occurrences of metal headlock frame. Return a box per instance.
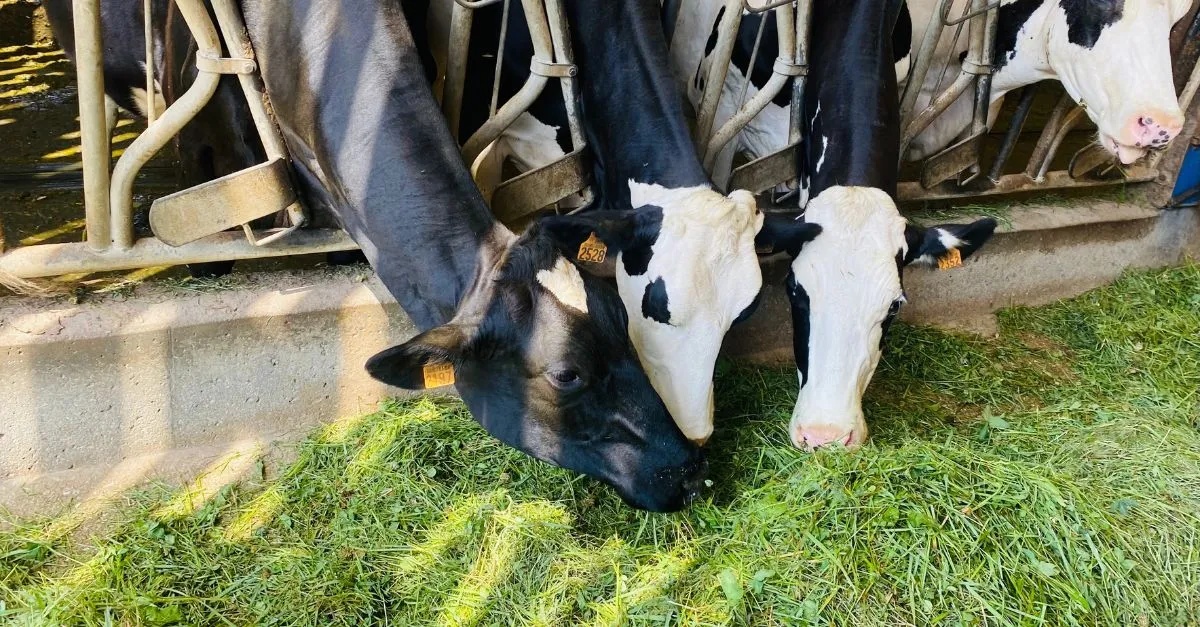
[0,0,590,282]
[895,0,1200,201]
[689,0,1200,203]
[441,0,593,223]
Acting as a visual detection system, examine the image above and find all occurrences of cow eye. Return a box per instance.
[546,368,583,390]
[887,298,903,317]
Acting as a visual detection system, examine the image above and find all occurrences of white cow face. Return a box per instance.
[542,182,819,444]
[784,186,996,450]
[1046,0,1190,164]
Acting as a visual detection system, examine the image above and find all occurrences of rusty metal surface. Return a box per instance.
[150,159,297,247]
[898,168,1157,202]
[72,0,112,251]
[920,129,984,188]
[491,149,591,224]
[729,142,800,193]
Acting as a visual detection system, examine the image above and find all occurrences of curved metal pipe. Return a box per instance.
[109,0,224,249]
[900,70,973,157]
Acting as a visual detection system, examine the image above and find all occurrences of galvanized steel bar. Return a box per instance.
[72,0,112,251]
[0,230,358,280]
[986,84,1036,183]
[1023,92,1077,182]
[543,0,586,151]
[898,0,953,130]
[1032,106,1086,182]
[460,0,557,164]
[109,0,223,250]
[900,71,973,156]
[210,0,289,162]
[789,0,811,145]
[898,168,1157,201]
[694,0,744,150]
[442,2,474,141]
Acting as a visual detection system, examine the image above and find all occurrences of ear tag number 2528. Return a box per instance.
[577,232,607,264]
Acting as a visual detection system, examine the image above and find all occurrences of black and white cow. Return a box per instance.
[771,0,996,449]
[45,0,708,512]
[442,0,818,443]
[902,0,1191,162]
[671,0,1191,177]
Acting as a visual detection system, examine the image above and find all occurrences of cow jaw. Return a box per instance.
[618,181,765,444]
[786,187,906,451]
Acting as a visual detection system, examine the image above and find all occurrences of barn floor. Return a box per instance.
[2,262,1197,626]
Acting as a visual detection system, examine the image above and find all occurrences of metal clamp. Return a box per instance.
[961,58,991,75]
[773,57,806,76]
[529,58,577,78]
[196,53,257,75]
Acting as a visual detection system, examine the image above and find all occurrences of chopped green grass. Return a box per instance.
[3,264,1200,625]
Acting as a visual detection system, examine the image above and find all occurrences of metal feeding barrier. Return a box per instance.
[690,0,1200,204]
[0,0,590,285]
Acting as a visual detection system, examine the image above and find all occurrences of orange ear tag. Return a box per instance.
[422,363,456,388]
[576,232,608,264]
[937,248,963,270]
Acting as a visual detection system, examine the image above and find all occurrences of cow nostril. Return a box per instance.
[1140,116,1154,127]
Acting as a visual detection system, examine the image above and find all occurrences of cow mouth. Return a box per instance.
[1099,133,1148,165]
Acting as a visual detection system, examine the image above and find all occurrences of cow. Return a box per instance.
[44,0,708,512]
[440,0,819,444]
[670,0,1191,180]
[769,0,996,449]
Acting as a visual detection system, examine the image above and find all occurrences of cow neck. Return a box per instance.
[562,0,710,208]
[803,0,900,198]
[243,0,509,330]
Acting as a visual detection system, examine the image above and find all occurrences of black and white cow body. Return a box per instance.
[45,0,709,512]
[902,0,1191,162]
[672,0,1190,176]
[448,0,818,443]
[775,0,996,449]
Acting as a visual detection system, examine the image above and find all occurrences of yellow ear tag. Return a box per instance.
[422,363,455,388]
[937,248,963,270]
[576,232,608,264]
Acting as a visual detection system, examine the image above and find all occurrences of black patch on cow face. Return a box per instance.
[732,290,762,327]
[880,250,905,349]
[621,206,664,277]
[1059,0,1124,48]
[641,277,672,324]
[994,0,1045,71]
[785,271,811,387]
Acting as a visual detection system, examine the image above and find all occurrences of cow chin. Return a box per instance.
[1097,131,1148,165]
[789,408,869,451]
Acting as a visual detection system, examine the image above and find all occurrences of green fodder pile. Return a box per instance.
[3,264,1199,626]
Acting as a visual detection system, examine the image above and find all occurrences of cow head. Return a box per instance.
[1043,0,1190,164]
[541,183,820,445]
[780,186,996,450]
[366,224,706,512]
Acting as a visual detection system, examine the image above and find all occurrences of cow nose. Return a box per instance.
[792,424,855,450]
[1128,110,1184,148]
[680,458,710,504]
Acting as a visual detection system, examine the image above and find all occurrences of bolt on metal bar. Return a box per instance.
[72,0,112,251]
[694,0,744,151]
[109,0,224,250]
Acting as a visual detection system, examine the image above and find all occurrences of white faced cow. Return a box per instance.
[760,0,997,449]
[445,0,817,444]
[903,0,1191,161]
[670,0,1191,177]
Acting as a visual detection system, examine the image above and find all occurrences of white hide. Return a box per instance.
[902,0,1189,162]
[788,186,907,450]
[536,256,589,313]
[619,181,764,443]
[471,112,584,207]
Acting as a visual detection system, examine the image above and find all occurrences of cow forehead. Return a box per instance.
[536,257,589,313]
[793,187,906,301]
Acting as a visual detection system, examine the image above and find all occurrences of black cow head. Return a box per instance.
[365,224,707,512]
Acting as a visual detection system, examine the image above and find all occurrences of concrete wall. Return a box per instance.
[3,205,1199,517]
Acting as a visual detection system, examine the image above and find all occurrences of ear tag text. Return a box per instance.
[937,248,963,270]
[422,363,456,388]
[577,232,607,264]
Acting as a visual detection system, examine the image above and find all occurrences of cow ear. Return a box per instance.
[903,218,997,267]
[755,214,823,257]
[538,210,639,259]
[365,324,473,390]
